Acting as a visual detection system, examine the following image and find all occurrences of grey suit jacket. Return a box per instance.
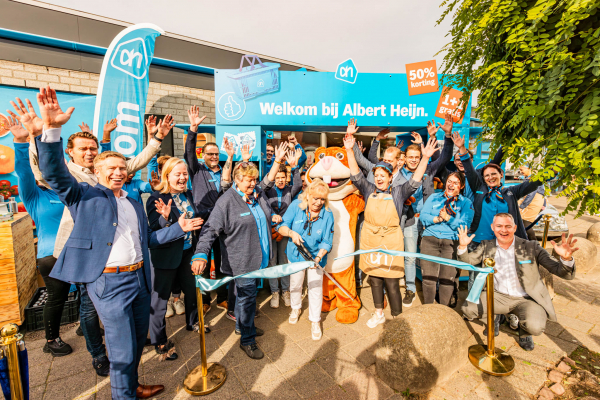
[458,237,575,321]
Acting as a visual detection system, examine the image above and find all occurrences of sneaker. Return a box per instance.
[507,314,519,330]
[367,313,386,328]
[311,322,322,341]
[173,298,185,315]
[226,311,236,322]
[42,338,73,357]
[203,304,211,316]
[270,292,280,309]
[240,343,264,360]
[289,308,301,324]
[403,290,416,307]
[235,327,264,336]
[92,355,110,377]
[165,300,175,318]
[217,301,228,310]
[282,291,291,307]
[518,329,535,351]
[187,323,211,334]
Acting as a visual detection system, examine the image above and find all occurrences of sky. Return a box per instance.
[41,0,456,74]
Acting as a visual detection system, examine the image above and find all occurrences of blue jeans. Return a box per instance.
[87,269,150,400]
[403,218,419,293]
[234,278,258,346]
[78,284,106,359]
[268,237,290,293]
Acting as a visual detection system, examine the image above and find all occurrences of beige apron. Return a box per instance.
[359,192,405,278]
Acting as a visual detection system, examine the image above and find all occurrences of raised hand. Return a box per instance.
[376,128,390,141]
[187,105,206,131]
[426,119,438,137]
[36,86,74,129]
[286,149,300,168]
[274,142,287,162]
[157,114,174,139]
[78,122,92,134]
[343,134,356,150]
[346,118,359,136]
[103,118,117,134]
[410,131,423,144]
[145,116,158,139]
[288,135,298,147]
[8,97,43,136]
[438,112,454,135]
[357,141,365,154]
[457,225,475,249]
[421,137,438,158]
[178,214,203,232]
[241,144,253,162]
[451,131,466,149]
[551,233,579,261]
[223,137,235,158]
[272,215,283,224]
[150,171,161,190]
[396,139,404,149]
[7,116,29,143]
[154,198,172,220]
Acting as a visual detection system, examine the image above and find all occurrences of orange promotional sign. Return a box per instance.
[405,60,439,96]
[434,87,467,124]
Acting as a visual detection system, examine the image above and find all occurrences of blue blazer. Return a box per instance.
[36,137,185,290]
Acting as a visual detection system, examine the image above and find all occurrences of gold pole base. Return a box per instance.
[468,345,515,377]
[183,362,227,396]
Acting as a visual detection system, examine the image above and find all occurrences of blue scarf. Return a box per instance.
[485,184,505,204]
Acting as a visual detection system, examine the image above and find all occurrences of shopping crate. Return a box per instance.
[228,55,280,100]
[24,287,80,332]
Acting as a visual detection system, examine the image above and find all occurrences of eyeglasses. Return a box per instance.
[205,152,220,157]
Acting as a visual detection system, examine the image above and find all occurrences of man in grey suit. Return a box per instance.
[458,212,579,351]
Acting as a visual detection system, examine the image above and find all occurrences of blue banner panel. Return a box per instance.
[93,23,163,156]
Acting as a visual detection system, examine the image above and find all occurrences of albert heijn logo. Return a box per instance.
[335,58,358,84]
[110,38,150,80]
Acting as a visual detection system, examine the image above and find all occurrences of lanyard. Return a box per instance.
[303,209,320,236]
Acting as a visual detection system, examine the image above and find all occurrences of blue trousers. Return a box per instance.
[86,269,150,400]
[78,284,106,359]
[234,278,257,346]
[403,218,419,293]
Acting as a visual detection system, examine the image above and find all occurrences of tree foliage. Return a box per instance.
[438,0,600,217]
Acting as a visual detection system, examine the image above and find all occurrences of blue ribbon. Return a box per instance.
[195,261,314,292]
[335,250,493,303]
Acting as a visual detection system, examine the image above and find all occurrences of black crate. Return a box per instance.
[24,287,80,332]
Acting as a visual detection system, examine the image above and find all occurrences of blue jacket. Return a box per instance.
[36,137,186,289]
[420,192,474,240]
[14,142,64,259]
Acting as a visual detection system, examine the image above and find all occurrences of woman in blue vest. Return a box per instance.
[419,171,474,306]
[146,157,203,361]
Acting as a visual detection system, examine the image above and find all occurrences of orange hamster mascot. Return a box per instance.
[306,147,365,324]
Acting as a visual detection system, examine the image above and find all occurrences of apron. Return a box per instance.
[359,192,405,278]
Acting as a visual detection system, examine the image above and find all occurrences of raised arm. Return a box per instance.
[343,134,361,176]
[456,226,484,266]
[455,132,484,191]
[411,137,438,183]
[125,116,167,174]
[221,137,235,186]
[541,233,578,280]
[509,176,543,201]
[367,140,380,164]
[260,142,286,190]
[10,119,38,204]
[489,146,504,167]
[289,163,303,199]
[185,105,207,175]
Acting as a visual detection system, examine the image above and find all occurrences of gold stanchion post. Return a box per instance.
[467,258,515,376]
[541,214,552,248]
[183,287,227,395]
[0,323,24,400]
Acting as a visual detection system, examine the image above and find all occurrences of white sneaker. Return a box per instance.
[311,322,322,341]
[289,308,301,324]
[270,292,280,309]
[282,291,291,307]
[367,313,386,328]
[165,300,175,318]
[173,298,185,315]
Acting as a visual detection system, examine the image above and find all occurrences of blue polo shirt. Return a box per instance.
[420,192,474,240]
[208,165,222,192]
[474,190,508,243]
[275,186,284,210]
[280,199,334,267]
[401,168,424,213]
[123,179,152,203]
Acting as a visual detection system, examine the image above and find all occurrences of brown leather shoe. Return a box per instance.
[203,304,211,316]
[136,384,164,398]
[217,300,228,310]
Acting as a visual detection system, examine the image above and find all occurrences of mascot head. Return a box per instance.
[306,146,357,200]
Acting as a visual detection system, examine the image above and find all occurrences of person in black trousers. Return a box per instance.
[146,157,204,360]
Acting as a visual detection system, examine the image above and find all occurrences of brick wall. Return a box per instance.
[0,60,216,158]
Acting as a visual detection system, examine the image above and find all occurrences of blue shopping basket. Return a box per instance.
[228,55,280,100]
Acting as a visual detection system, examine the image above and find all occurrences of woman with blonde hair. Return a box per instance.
[146,157,203,360]
[277,179,334,340]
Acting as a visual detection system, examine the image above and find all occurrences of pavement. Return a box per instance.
[5,195,600,400]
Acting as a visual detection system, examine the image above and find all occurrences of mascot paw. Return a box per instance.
[335,307,359,324]
[322,296,337,313]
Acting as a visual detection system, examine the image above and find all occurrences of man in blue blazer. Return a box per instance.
[35,87,203,400]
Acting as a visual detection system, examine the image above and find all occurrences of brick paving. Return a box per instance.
[5,195,600,400]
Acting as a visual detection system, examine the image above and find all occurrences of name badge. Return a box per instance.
[519,260,532,264]
[50,200,62,204]
[208,179,216,182]
[240,212,250,217]
[476,191,484,194]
